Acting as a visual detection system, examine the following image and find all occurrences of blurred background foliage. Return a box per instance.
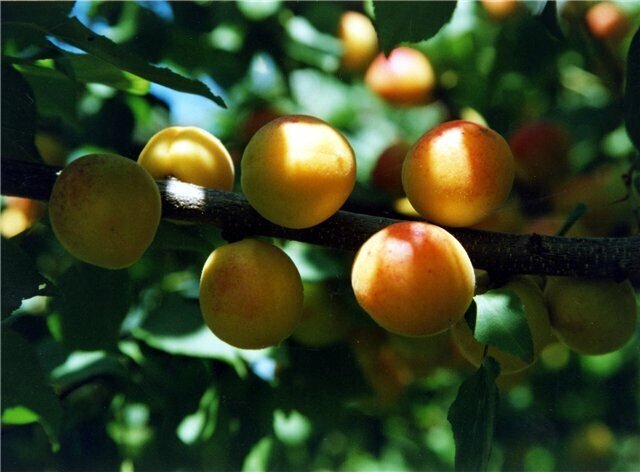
[2,1,640,471]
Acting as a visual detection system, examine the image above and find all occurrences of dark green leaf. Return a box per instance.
[56,53,150,95]
[472,288,534,363]
[46,17,225,107]
[133,293,261,376]
[55,264,131,352]
[14,63,79,126]
[538,1,564,40]
[1,328,62,449]
[1,1,74,29]
[373,1,456,53]
[1,64,40,162]
[624,27,640,152]
[448,357,500,472]
[1,237,48,319]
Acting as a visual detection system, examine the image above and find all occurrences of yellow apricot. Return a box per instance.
[292,282,352,347]
[544,276,637,355]
[451,276,553,375]
[365,47,436,106]
[138,126,234,190]
[481,0,521,22]
[402,120,515,227]
[241,115,356,229]
[49,154,161,269]
[337,11,378,71]
[199,239,304,349]
[351,221,475,337]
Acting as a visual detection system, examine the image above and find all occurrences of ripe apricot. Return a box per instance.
[371,141,411,198]
[199,239,304,349]
[402,120,515,227]
[138,126,234,190]
[49,154,161,269]
[508,121,571,190]
[0,197,47,238]
[544,276,637,355]
[585,2,632,41]
[480,0,521,22]
[292,282,352,347]
[351,221,475,337]
[365,47,436,106]
[451,276,553,375]
[337,11,378,71]
[241,115,356,229]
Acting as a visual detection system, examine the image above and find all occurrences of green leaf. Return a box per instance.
[373,1,456,53]
[56,53,151,95]
[624,27,640,152]
[50,351,125,391]
[242,436,274,472]
[54,264,131,352]
[447,357,500,472]
[46,17,225,107]
[133,294,267,377]
[472,288,534,363]
[1,237,48,320]
[1,64,40,162]
[14,63,79,126]
[1,328,62,449]
[1,1,74,29]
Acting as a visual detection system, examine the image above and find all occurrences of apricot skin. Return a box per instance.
[49,154,161,269]
[585,2,632,41]
[351,221,475,337]
[365,47,436,106]
[371,141,411,198]
[544,277,637,355]
[337,11,378,71]
[402,120,515,227]
[199,239,304,350]
[138,126,234,190]
[241,115,356,229]
[451,276,553,375]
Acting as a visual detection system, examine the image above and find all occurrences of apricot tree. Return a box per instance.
[2,2,640,471]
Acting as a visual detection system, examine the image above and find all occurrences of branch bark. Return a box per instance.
[2,159,639,280]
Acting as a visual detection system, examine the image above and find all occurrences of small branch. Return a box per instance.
[2,159,639,280]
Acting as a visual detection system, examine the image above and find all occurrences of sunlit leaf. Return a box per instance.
[46,17,225,107]
[448,357,500,472]
[242,436,274,472]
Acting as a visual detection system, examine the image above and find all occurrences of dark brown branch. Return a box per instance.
[2,159,639,280]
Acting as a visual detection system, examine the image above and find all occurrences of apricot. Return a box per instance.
[138,126,234,190]
[371,141,411,198]
[402,120,515,227]
[544,276,637,355]
[364,47,436,106]
[508,121,571,190]
[551,164,634,236]
[49,154,161,269]
[199,239,304,349]
[292,281,352,347]
[0,197,47,238]
[351,221,475,337]
[451,276,553,375]
[241,115,356,229]
[585,2,632,41]
[337,11,378,71]
[480,0,521,22]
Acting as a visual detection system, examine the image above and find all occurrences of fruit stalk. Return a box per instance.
[2,159,639,279]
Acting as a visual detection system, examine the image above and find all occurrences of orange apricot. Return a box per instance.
[364,47,436,106]
[402,120,515,227]
[371,141,411,198]
[337,11,378,71]
[241,115,356,229]
[199,239,304,349]
[351,221,475,337]
[585,2,632,41]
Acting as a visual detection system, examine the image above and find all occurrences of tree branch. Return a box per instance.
[2,159,639,280]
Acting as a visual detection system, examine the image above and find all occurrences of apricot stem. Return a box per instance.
[2,159,639,279]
